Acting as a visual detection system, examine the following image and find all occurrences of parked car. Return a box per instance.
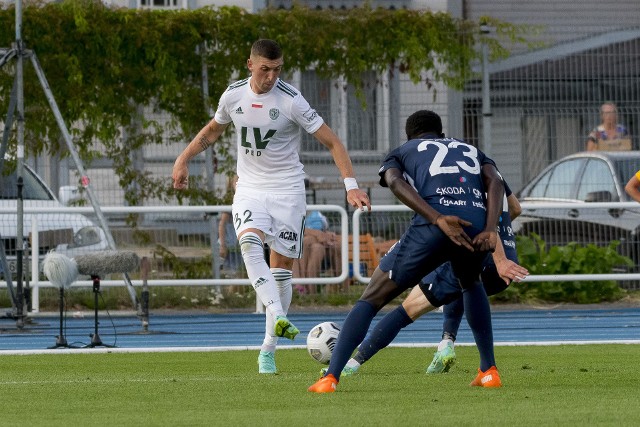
[514,151,640,264]
[0,163,109,278]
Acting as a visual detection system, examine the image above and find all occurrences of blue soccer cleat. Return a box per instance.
[426,343,456,374]
[258,351,276,374]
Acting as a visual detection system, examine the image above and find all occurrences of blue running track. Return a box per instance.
[1,306,639,353]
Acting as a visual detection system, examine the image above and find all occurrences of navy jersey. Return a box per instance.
[379,137,497,230]
[419,177,519,306]
[499,180,517,262]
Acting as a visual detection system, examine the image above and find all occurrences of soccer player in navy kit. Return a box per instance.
[309,110,504,392]
[172,39,370,374]
[326,184,528,377]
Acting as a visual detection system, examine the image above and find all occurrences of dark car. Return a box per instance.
[514,151,640,263]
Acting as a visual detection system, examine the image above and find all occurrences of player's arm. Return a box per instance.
[492,238,529,284]
[313,123,371,211]
[383,167,474,251]
[472,163,504,252]
[507,193,522,220]
[172,119,229,189]
[624,173,640,203]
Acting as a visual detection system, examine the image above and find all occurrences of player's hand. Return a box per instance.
[347,188,371,212]
[435,215,474,251]
[472,230,497,253]
[172,160,189,190]
[495,258,529,285]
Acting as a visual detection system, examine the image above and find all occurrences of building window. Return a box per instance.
[347,71,377,151]
[300,70,380,153]
[139,0,184,9]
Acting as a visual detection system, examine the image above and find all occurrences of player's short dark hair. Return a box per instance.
[251,39,283,60]
[405,110,443,139]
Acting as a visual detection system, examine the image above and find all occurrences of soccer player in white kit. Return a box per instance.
[172,39,371,374]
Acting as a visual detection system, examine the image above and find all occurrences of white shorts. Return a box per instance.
[232,187,306,259]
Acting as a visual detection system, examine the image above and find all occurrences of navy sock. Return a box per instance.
[462,282,495,371]
[355,305,413,364]
[442,297,464,341]
[327,300,377,381]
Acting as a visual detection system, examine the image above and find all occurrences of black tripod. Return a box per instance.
[0,0,142,321]
[84,275,116,348]
[48,287,78,349]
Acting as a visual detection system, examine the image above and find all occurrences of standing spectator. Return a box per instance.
[172,39,370,374]
[308,110,504,393]
[586,102,632,151]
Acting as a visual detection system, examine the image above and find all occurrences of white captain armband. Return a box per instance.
[344,177,359,192]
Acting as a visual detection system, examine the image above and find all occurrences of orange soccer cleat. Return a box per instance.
[470,366,502,388]
[308,374,338,393]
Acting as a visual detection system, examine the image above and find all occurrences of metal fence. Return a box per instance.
[2,201,640,314]
[3,6,640,313]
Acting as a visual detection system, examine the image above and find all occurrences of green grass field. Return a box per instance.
[3,345,640,426]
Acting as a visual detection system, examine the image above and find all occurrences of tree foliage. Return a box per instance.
[499,234,631,303]
[0,0,530,205]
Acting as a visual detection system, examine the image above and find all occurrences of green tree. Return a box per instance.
[0,0,531,206]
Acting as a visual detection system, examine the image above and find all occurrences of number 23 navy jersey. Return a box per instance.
[378,137,497,230]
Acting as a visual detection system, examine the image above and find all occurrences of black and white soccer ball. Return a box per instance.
[306,321,341,365]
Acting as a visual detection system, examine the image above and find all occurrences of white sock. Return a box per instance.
[261,268,293,353]
[437,339,454,351]
[239,232,284,318]
[272,268,293,313]
[346,359,361,369]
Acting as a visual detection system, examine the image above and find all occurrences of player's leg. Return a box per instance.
[234,189,286,321]
[258,265,295,374]
[309,225,449,392]
[265,193,305,341]
[238,230,285,314]
[334,269,403,375]
[350,285,434,371]
[462,281,502,387]
[308,267,403,392]
[425,298,461,373]
[258,265,294,366]
[453,255,501,387]
[418,262,463,373]
[236,190,302,373]
[427,255,513,374]
[441,298,464,344]
[461,280,495,369]
[241,230,285,373]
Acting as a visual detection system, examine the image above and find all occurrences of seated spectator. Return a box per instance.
[293,210,343,294]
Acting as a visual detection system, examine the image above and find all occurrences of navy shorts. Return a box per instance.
[418,259,509,307]
[378,223,487,292]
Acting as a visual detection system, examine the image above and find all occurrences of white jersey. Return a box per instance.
[214,77,324,193]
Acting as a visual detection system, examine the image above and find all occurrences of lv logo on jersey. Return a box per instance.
[241,127,277,150]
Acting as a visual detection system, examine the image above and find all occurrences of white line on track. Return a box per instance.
[1,340,639,356]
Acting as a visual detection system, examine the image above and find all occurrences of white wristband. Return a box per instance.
[344,177,359,192]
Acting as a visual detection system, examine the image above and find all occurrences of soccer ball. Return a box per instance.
[306,321,341,364]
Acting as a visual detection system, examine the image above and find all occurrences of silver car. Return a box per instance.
[0,164,109,278]
[515,151,640,263]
